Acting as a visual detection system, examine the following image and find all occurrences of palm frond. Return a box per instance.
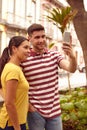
[46,6,78,34]
[48,42,55,49]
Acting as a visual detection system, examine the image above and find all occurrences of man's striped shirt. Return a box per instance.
[21,50,64,118]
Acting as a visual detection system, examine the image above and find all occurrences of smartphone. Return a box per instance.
[63,31,71,43]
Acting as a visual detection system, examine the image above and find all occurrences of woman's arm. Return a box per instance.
[5,79,21,130]
[0,88,4,99]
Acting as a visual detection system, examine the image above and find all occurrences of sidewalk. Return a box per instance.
[59,70,86,90]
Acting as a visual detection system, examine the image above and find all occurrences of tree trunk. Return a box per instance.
[67,0,87,85]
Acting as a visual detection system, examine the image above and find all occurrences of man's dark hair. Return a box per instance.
[27,23,45,35]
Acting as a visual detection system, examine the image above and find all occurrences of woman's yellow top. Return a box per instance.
[0,63,29,128]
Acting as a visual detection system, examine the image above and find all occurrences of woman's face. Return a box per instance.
[15,40,30,61]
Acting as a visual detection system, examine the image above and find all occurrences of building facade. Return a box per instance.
[0,0,69,52]
[0,0,84,66]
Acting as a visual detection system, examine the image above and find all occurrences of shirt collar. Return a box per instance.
[30,48,48,56]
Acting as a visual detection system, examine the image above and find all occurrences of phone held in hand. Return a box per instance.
[63,31,71,43]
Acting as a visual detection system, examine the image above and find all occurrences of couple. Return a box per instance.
[0,23,77,130]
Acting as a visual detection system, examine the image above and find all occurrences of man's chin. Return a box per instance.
[38,47,45,50]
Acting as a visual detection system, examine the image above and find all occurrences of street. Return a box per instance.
[59,70,86,90]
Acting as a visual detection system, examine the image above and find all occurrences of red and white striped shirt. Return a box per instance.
[21,50,64,118]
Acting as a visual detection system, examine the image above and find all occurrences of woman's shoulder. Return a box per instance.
[4,63,21,72]
[2,63,22,80]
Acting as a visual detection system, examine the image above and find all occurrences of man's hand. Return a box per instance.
[62,35,75,58]
[29,103,37,112]
[62,43,74,57]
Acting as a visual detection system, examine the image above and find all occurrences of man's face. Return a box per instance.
[28,30,46,52]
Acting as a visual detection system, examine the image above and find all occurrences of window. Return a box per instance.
[15,0,26,26]
[5,0,27,26]
[26,0,36,23]
[6,0,14,23]
[32,0,36,23]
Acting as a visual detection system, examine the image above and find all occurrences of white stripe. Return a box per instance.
[28,65,58,78]
[24,59,57,71]
[29,73,58,83]
[30,84,58,94]
[34,104,61,113]
[49,109,61,117]
[31,97,60,105]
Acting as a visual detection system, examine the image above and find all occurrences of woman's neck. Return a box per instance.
[9,56,20,66]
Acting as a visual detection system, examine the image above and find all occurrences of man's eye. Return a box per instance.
[42,36,45,38]
[35,36,40,39]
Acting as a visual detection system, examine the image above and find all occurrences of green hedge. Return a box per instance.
[60,87,87,130]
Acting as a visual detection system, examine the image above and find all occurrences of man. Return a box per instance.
[21,23,77,130]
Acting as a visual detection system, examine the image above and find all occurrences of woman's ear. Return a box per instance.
[12,46,17,54]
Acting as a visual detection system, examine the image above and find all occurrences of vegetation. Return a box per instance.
[60,87,87,130]
[46,6,77,34]
[46,6,77,91]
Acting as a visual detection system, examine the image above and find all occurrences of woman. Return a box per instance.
[0,36,30,130]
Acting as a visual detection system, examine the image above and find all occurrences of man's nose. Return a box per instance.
[39,37,44,42]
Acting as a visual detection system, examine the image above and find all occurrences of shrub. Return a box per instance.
[60,87,87,130]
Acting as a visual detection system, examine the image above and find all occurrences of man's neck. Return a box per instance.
[32,48,45,55]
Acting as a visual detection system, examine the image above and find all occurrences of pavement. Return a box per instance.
[59,70,86,90]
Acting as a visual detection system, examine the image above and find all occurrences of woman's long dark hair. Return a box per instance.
[0,47,9,88]
[0,36,28,88]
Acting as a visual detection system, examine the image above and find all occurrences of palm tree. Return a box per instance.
[46,6,77,92]
[46,6,77,34]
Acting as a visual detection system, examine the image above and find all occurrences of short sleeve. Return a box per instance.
[5,67,20,81]
[57,52,64,64]
[53,51,64,64]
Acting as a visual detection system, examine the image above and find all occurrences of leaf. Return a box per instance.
[46,6,78,34]
[48,42,55,49]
